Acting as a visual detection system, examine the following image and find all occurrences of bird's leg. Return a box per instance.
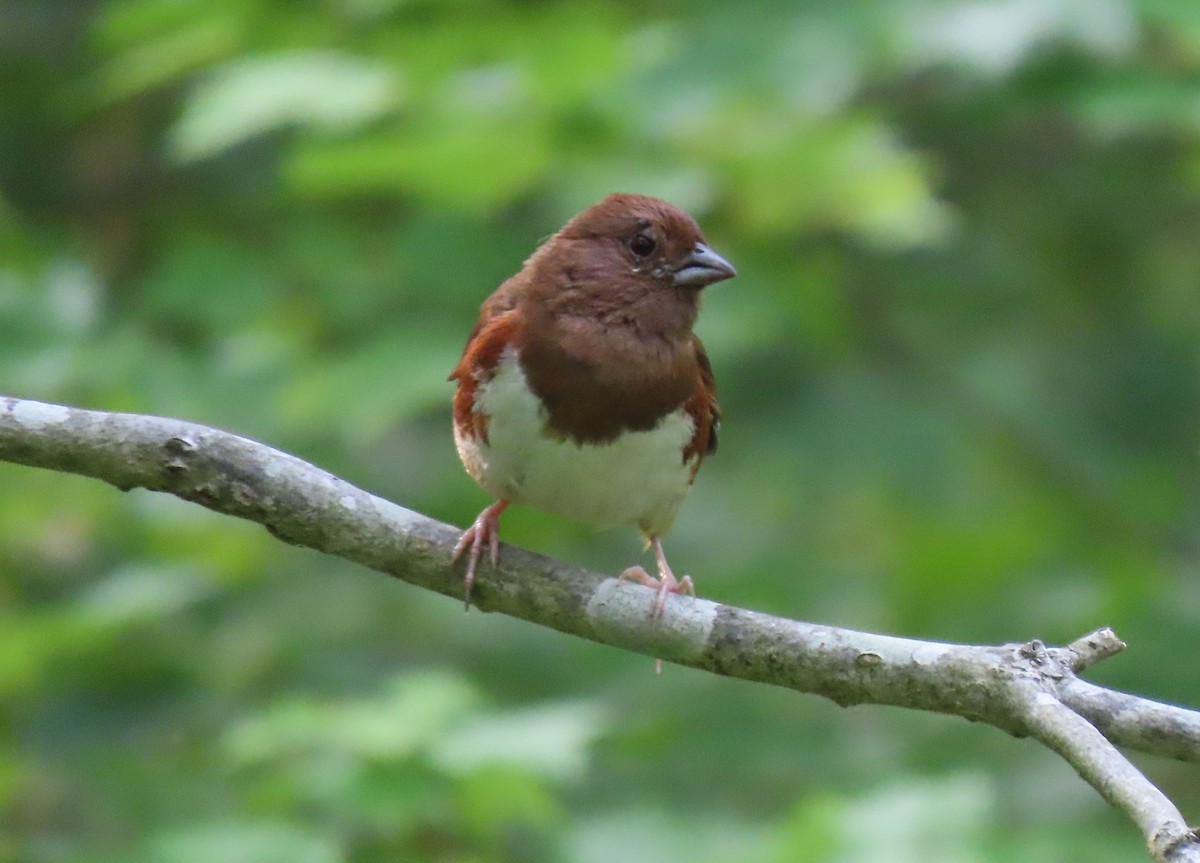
[618,536,696,618]
[452,499,509,611]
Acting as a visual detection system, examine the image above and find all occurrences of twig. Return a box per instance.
[1016,680,1199,862]
[1063,627,1127,671]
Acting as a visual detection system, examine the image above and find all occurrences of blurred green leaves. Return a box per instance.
[149,823,342,863]
[224,672,481,763]
[432,701,606,782]
[3,0,1199,861]
[168,53,401,163]
[225,672,605,783]
[220,672,598,860]
[774,775,994,863]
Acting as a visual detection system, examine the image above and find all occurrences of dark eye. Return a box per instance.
[630,233,657,257]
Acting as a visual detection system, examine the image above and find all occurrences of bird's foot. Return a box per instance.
[619,537,694,674]
[618,537,694,619]
[452,500,509,611]
[619,566,696,618]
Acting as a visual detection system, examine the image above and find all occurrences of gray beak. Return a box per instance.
[672,242,737,288]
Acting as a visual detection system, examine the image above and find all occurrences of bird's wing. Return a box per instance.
[450,309,520,444]
[683,335,720,470]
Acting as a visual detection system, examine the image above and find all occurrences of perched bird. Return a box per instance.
[449,193,736,615]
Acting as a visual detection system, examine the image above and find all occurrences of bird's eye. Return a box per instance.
[629,233,657,257]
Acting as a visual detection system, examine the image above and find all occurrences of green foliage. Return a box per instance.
[2,0,1199,860]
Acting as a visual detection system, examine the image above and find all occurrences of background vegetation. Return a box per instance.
[2,1,1199,860]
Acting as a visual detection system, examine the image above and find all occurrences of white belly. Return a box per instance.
[455,350,697,537]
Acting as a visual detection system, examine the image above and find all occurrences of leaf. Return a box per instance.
[167,52,401,162]
[148,822,342,863]
[430,700,607,782]
[283,116,550,210]
[75,564,215,627]
[224,671,479,763]
[837,774,993,863]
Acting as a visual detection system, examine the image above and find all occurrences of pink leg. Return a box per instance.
[618,536,696,619]
[452,500,509,611]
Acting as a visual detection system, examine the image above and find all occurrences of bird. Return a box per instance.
[449,193,736,616]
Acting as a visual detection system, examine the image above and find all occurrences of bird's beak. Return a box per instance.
[671,243,737,288]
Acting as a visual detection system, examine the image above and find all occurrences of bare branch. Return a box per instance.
[1060,679,1200,764]
[1063,627,1128,672]
[1,395,1197,860]
[1016,681,1200,863]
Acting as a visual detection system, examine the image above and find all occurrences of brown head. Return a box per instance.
[521,193,736,342]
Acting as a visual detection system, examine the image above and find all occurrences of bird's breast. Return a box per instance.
[454,348,698,536]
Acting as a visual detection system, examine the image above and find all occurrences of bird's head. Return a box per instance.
[528,194,736,338]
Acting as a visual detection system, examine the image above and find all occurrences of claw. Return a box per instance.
[617,537,695,620]
[452,500,509,611]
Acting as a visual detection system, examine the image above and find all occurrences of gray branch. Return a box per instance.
[1,395,1197,862]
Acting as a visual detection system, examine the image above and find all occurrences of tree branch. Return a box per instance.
[1,395,1197,861]
[1017,680,1198,863]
